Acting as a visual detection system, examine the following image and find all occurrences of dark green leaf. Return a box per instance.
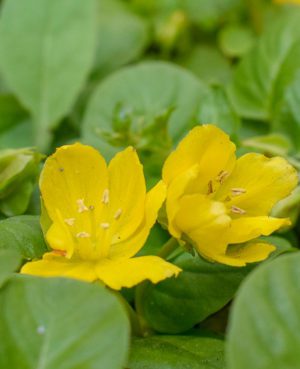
[129,332,225,369]
[226,253,300,369]
[137,253,251,333]
[0,215,47,260]
[0,275,130,369]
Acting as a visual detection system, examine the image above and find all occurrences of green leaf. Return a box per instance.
[129,332,225,369]
[0,215,47,260]
[218,24,255,58]
[0,148,42,216]
[226,252,300,369]
[196,85,240,137]
[183,46,232,86]
[0,275,130,369]
[93,0,149,77]
[227,12,300,121]
[273,70,300,152]
[0,249,21,288]
[82,61,208,170]
[137,253,251,333]
[0,0,96,149]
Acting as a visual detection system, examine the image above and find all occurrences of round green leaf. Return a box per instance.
[82,61,208,163]
[227,11,300,121]
[0,249,21,288]
[0,0,96,149]
[0,215,47,260]
[0,275,130,369]
[137,253,251,333]
[129,332,225,369]
[226,253,300,369]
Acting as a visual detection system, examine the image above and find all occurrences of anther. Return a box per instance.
[64,218,75,226]
[89,205,95,211]
[207,180,213,195]
[102,189,109,204]
[53,249,67,257]
[100,222,110,229]
[231,188,246,196]
[114,208,122,220]
[217,170,229,184]
[59,167,64,172]
[231,206,246,215]
[77,199,88,213]
[76,232,90,238]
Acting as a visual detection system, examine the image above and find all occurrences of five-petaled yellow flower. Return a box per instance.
[22,144,181,289]
[162,125,298,266]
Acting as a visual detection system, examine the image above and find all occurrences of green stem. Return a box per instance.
[157,237,179,259]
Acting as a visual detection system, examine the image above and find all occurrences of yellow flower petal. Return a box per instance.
[174,194,231,258]
[227,216,290,244]
[109,181,166,259]
[215,153,298,216]
[21,253,97,282]
[95,256,181,290]
[166,164,200,238]
[163,125,236,193]
[107,147,146,242]
[40,143,108,224]
[212,242,276,267]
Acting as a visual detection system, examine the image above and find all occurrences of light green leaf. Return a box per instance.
[227,11,300,121]
[0,215,47,260]
[183,46,232,85]
[226,253,300,369]
[0,0,96,149]
[197,86,240,137]
[0,249,21,288]
[137,253,251,333]
[93,0,149,77]
[218,24,255,58]
[129,332,225,369]
[0,275,130,369]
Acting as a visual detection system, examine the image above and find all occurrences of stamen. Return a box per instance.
[100,222,110,229]
[59,167,64,172]
[89,205,95,211]
[231,188,246,196]
[102,189,109,204]
[76,231,90,238]
[231,206,246,215]
[114,208,122,220]
[207,180,213,195]
[77,199,88,213]
[53,249,67,257]
[224,196,231,202]
[64,218,75,226]
[217,170,229,184]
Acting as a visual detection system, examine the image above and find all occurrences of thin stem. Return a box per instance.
[157,237,180,259]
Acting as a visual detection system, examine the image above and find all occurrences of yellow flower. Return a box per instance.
[21,143,181,289]
[162,125,298,266]
[273,0,300,5]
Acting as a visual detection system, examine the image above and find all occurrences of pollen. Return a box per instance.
[64,218,75,226]
[76,231,90,238]
[100,222,110,229]
[231,188,246,196]
[102,189,109,204]
[217,170,229,184]
[114,208,122,219]
[231,205,246,215]
[77,199,88,213]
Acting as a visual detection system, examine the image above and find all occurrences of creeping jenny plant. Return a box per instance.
[162,125,298,266]
[22,143,180,289]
